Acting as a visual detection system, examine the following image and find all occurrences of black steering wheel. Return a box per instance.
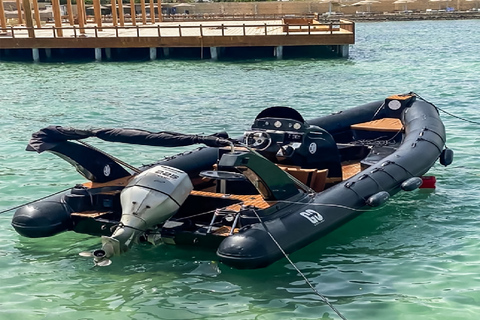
[245,131,272,151]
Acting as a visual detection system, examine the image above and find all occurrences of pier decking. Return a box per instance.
[0,3,355,61]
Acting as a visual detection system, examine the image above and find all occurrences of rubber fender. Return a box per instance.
[401,177,423,191]
[11,197,72,238]
[366,191,390,207]
[440,148,454,166]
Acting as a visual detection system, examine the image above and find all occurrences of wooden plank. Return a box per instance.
[342,162,361,180]
[1,32,354,49]
[351,118,403,132]
[190,190,274,210]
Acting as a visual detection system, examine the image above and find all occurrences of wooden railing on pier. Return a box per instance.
[0,20,355,49]
[1,20,353,38]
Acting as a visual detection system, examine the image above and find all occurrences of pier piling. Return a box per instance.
[150,48,157,60]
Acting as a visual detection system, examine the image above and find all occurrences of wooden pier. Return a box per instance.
[0,1,355,61]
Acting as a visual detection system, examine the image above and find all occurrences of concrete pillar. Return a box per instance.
[162,47,170,58]
[32,48,40,62]
[274,46,283,59]
[45,48,52,60]
[95,48,102,61]
[149,47,157,60]
[210,47,219,60]
[339,45,349,58]
[105,48,112,60]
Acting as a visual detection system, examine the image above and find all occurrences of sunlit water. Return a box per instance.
[1,19,480,320]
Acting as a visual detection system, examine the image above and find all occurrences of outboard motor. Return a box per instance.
[91,165,193,266]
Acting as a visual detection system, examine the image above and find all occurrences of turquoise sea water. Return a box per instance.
[1,19,480,320]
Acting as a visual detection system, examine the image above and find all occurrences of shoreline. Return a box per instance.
[334,11,480,22]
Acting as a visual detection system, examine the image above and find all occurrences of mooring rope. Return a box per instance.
[412,92,480,126]
[0,186,73,215]
[251,208,348,320]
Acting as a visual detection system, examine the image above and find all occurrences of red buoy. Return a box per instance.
[420,176,436,189]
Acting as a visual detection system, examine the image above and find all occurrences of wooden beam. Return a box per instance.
[77,0,86,34]
[157,0,162,22]
[140,0,146,25]
[22,0,34,37]
[130,0,136,26]
[149,0,155,23]
[66,0,74,26]
[51,0,63,37]
[93,0,102,30]
[32,0,41,28]
[0,0,7,30]
[118,0,125,27]
[2,33,356,50]
[16,0,23,24]
[111,0,117,27]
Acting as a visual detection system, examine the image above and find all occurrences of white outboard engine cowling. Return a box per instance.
[97,165,193,261]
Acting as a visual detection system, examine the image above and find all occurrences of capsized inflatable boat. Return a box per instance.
[11,93,453,268]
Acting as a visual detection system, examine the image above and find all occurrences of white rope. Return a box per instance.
[251,208,348,320]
